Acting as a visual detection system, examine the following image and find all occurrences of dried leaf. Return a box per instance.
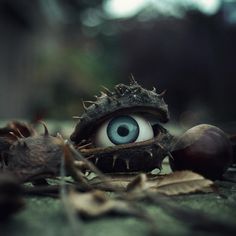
[89,174,140,191]
[67,190,138,219]
[155,171,214,195]
[127,171,214,196]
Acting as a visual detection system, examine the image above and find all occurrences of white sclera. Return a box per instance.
[95,114,154,147]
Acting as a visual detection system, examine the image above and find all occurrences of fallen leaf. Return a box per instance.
[127,171,214,196]
[155,171,214,195]
[67,190,138,219]
[89,174,140,191]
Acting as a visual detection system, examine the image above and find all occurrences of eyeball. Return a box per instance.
[95,114,154,147]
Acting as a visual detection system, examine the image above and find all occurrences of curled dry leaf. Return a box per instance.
[127,171,214,196]
[67,190,138,219]
[89,174,141,191]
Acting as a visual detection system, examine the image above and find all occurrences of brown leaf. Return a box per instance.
[89,174,140,191]
[126,173,153,192]
[155,171,214,195]
[67,190,137,219]
[127,171,214,196]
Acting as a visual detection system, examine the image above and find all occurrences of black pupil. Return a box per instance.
[107,115,140,145]
[117,125,129,137]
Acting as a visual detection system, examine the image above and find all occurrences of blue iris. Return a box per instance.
[107,115,139,145]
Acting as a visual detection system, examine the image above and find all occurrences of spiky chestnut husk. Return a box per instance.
[169,124,233,180]
[81,130,173,173]
[71,78,173,173]
[0,173,24,221]
[71,79,169,144]
[5,125,64,182]
[0,121,34,157]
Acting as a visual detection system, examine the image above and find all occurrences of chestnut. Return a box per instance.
[169,124,233,180]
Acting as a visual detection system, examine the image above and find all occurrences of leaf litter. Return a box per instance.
[0,121,232,236]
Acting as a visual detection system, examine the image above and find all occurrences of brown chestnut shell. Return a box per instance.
[80,129,173,173]
[71,80,169,144]
[70,80,173,173]
[169,124,233,180]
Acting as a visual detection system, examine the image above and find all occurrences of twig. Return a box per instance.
[60,153,84,236]
[63,144,91,190]
[69,144,159,235]
[69,143,121,193]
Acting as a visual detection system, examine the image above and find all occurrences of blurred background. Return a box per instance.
[0,0,236,133]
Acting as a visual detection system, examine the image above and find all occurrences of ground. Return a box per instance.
[0,122,236,236]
